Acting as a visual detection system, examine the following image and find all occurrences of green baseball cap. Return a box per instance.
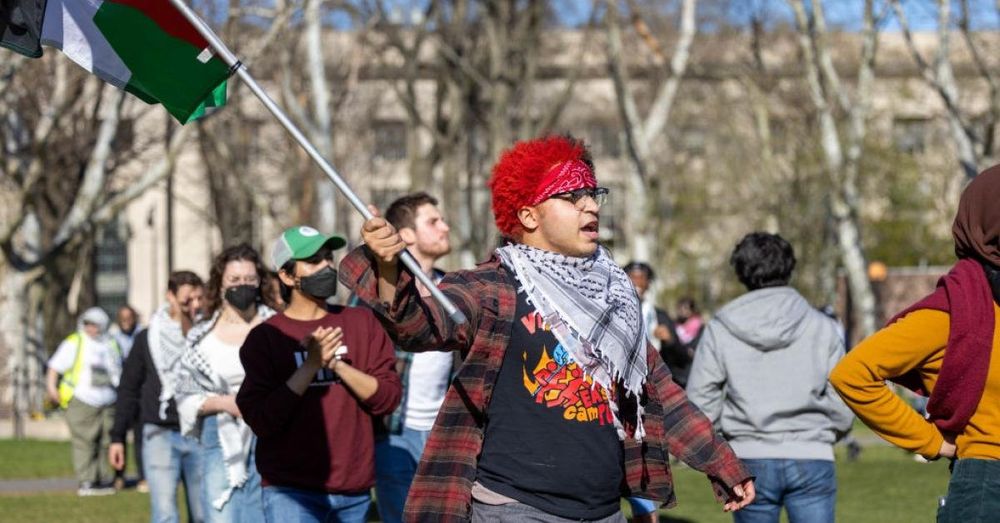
[271,226,347,270]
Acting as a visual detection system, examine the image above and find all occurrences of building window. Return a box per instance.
[893,118,929,154]
[678,125,707,155]
[94,220,129,314]
[586,123,622,158]
[372,121,407,161]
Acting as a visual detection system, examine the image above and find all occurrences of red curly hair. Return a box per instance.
[489,135,595,238]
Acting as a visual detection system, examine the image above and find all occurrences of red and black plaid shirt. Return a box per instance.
[340,247,750,522]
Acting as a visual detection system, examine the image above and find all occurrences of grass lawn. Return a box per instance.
[1,436,951,522]
[651,444,949,523]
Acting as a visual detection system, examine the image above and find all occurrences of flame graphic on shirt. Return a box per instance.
[521,346,613,424]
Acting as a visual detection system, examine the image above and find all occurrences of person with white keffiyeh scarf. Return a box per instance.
[354,135,756,522]
[174,244,274,523]
[109,270,206,522]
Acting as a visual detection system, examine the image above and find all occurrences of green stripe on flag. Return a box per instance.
[93,2,230,122]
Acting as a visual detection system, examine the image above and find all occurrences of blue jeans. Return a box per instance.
[263,486,371,523]
[626,497,658,516]
[734,459,836,523]
[142,424,205,523]
[374,427,430,523]
[200,415,264,523]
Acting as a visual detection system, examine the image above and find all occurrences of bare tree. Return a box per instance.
[891,0,998,192]
[0,0,294,433]
[196,0,300,247]
[788,0,880,339]
[0,62,193,434]
[365,0,593,261]
[605,0,697,263]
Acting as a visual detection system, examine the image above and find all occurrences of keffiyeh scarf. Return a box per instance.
[147,305,187,420]
[496,243,649,440]
[175,305,276,510]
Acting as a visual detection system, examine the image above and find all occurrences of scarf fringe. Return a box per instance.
[498,244,649,441]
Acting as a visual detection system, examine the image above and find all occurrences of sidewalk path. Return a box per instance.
[0,477,77,495]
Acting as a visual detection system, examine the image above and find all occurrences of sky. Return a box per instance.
[208,0,1000,33]
[557,0,1000,32]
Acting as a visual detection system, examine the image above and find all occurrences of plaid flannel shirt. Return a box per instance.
[340,246,750,523]
[349,269,449,436]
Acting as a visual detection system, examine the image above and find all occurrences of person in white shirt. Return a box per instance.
[373,192,456,523]
[46,307,123,496]
[174,244,275,523]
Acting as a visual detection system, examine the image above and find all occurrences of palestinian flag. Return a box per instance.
[1,0,230,123]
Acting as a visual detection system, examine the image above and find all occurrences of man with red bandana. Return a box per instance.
[340,135,755,522]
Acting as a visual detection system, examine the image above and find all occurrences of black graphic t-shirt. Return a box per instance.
[476,276,624,520]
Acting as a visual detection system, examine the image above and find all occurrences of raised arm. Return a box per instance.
[339,245,480,353]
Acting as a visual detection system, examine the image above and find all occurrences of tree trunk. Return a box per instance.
[305,0,337,233]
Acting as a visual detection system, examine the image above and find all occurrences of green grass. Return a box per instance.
[0,439,76,479]
[0,491,156,523]
[0,438,139,480]
[0,437,952,522]
[645,445,950,523]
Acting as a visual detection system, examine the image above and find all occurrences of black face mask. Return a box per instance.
[224,285,259,310]
[299,266,338,300]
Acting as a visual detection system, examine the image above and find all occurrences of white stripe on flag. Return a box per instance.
[40,0,131,89]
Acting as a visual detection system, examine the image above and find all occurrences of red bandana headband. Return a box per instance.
[529,159,597,205]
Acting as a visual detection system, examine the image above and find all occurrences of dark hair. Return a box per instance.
[730,232,797,291]
[623,261,655,281]
[205,243,269,317]
[168,271,204,293]
[677,296,699,314]
[117,304,137,315]
[385,192,439,231]
[277,245,333,303]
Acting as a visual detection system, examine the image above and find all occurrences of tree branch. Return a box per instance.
[642,0,697,144]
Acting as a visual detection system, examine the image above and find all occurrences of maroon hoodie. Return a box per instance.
[237,305,401,493]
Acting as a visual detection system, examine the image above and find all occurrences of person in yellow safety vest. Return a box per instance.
[46,307,123,497]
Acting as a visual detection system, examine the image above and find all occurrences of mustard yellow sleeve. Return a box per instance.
[829,309,948,458]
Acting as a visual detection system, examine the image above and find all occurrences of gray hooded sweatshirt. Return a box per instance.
[686,287,854,461]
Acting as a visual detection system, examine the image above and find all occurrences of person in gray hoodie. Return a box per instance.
[687,232,853,523]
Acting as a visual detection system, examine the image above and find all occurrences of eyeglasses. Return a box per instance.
[549,187,609,208]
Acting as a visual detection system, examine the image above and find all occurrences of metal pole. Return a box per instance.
[167,0,467,324]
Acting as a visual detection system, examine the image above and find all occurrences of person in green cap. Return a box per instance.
[236,226,402,523]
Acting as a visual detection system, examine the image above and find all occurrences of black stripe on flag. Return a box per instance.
[1,0,47,58]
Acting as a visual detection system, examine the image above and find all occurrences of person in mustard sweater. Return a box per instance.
[830,164,1000,523]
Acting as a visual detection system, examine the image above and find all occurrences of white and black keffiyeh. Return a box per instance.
[174,305,275,510]
[496,243,649,440]
[147,305,187,420]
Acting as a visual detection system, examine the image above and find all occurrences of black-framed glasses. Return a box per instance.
[549,187,609,208]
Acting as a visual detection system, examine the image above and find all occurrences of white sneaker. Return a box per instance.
[78,483,116,496]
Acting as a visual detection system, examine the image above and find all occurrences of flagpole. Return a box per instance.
[167,0,468,325]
